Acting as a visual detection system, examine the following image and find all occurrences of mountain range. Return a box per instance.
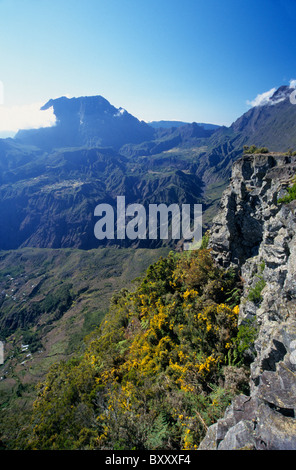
[0,85,296,252]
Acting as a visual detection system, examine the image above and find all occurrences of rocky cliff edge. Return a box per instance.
[199,153,296,450]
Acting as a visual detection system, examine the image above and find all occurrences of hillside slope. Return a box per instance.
[0,246,169,447]
[199,85,296,186]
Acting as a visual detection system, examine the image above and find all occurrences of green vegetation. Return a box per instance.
[248,278,266,303]
[0,246,168,448]
[278,177,296,204]
[21,329,43,353]
[243,145,269,154]
[6,247,253,451]
[285,149,296,156]
[247,261,266,304]
[227,319,258,367]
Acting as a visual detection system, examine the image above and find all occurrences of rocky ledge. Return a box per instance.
[199,153,296,450]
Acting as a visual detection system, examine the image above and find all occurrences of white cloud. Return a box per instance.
[246,87,276,107]
[0,102,56,133]
[114,107,126,117]
[289,79,296,89]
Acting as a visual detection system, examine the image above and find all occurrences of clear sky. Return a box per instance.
[0,0,296,133]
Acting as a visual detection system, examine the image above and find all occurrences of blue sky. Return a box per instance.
[0,0,296,133]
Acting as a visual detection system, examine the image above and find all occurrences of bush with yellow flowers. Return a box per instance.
[22,248,251,451]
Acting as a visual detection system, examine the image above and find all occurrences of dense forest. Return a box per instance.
[12,238,257,450]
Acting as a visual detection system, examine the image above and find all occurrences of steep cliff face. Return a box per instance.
[199,153,296,450]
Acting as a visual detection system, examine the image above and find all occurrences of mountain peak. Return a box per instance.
[16,94,155,150]
[40,95,117,118]
[269,85,292,105]
[41,94,111,108]
[230,84,296,141]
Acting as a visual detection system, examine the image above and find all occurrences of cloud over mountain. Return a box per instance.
[0,102,56,134]
[246,83,295,108]
[246,87,277,107]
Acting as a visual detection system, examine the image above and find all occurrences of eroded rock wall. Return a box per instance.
[199,153,296,450]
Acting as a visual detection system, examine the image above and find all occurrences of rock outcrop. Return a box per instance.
[199,153,296,450]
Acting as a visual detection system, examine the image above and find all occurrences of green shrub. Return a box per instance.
[278,182,296,204]
[22,249,246,451]
[285,149,296,156]
[230,318,258,365]
[247,261,266,304]
[243,145,269,155]
[248,278,266,303]
[200,230,210,249]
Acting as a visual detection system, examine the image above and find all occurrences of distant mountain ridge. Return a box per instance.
[1,85,296,251]
[15,95,222,152]
[148,120,220,131]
